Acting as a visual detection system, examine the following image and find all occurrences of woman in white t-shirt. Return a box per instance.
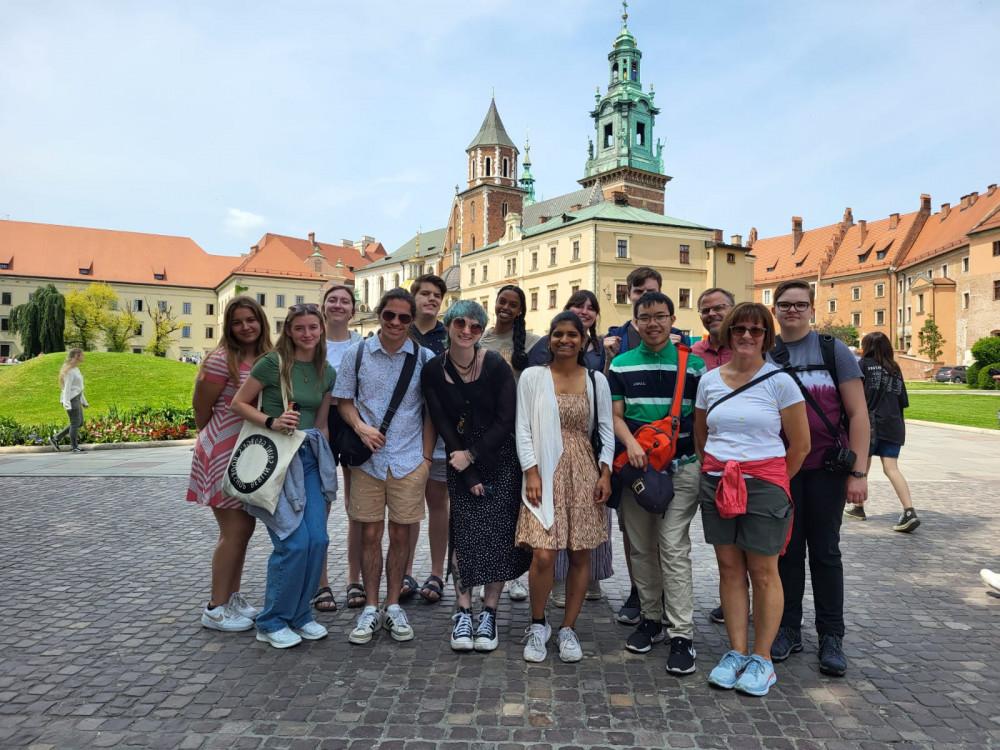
[693,302,809,697]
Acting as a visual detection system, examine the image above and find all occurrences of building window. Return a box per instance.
[153,273,165,281]
[393,273,400,288]
[941,264,948,278]
[603,123,613,148]
[206,303,215,315]
[917,294,925,314]
[727,253,736,264]
[851,287,861,301]
[0,318,8,332]
[762,289,772,305]
[205,326,214,339]
[962,292,970,309]
[297,295,306,305]
[502,157,509,178]
[897,308,903,324]
[256,293,266,306]
[927,269,933,279]
[133,299,144,312]
[572,240,580,261]
[875,309,885,326]
[134,323,143,336]
[962,257,969,273]
[549,247,557,266]
[470,202,476,221]
[571,284,580,294]
[482,264,488,282]
[530,251,538,271]
[181,325,191,338]
[679,244,690,264]
[110,300,118,311]
[828,299,837,313]
[276,294,285,308]
[470,267,476,285]
[993,240,1000,257]
[851,312,861,327]
[678,288,691,309]
[995,280,1000,301]
[906,306,911,322]
[1,292,11,305]
[0,263,9,270]
[530,291,538,311]
[471,235,476,251]
[378,277,385,297]
[158,300,168,313]
[615,284,629,304]
[502,202,508,218]
[548,289,557,308]
[78,267,91,275]
[616,239,628,259]
[875,283,885,298]
[182,302,191,315]
[276,321,284,333]
[906,275,912,290]
[636,121,646,147]
[505,258,516,277]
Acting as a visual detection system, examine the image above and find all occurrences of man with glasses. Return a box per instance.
[691,288,735,370]
[609,291,705,675]
[335,288,437,646]
[768,280,869,676]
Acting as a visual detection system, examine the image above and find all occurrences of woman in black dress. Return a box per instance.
[421,300,531,653]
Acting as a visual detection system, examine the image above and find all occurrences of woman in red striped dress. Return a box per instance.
[187,296,273,632]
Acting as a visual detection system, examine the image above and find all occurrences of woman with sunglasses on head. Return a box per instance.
[188,296,272,633]
[527,290,611,605]
[420,300,531,652]
[693,303,810,695]
[515,312,614,664]
[231,303,338,649]
[311,285,364,614]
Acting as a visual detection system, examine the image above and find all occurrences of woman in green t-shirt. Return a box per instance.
[232,303,336,649]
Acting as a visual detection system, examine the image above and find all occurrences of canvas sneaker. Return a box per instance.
[255,626,302,649]
[734,654,777,696]
[474,608,499,652]
[557,627,583,663]
[348,606,382,645]
[551,582,566,608]
[770,626,803,662]
[450,610,474,651]
[893,508,921,533]
[294,620,328,640]
[201,603,254,633]
[843,504,867,521]
[665,636,697,675]
[508,578,528,601]
[228,592,259,620]
[708,650,750,689]
[709,605,725,624]
[625,618,665,654]
[522,622,551,663]
[384,604,414,641]
[616,588,641,625]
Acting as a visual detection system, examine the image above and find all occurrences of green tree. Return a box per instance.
[145,301,184,357]
[816,318,859,347]
[971,336,1000,367]
[10,284,65,357]
[101,306,139,352]
[918,315,946,364]
[64,283,117,350]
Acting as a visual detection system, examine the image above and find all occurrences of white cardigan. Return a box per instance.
[515,366,615,530]
[60,368,88,410]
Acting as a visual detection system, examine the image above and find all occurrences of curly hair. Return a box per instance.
[497,284,530,372]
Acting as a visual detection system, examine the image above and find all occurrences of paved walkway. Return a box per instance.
[1,423,999,749]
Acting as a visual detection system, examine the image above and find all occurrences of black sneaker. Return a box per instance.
[665,636,696,674]
[709,605,725,624]
[625,618,664,654]
[892,508,920,533]
[770,626,802,662]
[818,634,848,676]
[616,588,641,625]
[843,505,866,521]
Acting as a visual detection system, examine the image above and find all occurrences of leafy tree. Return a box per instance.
[971,336,1000,367]
[101,306,139,352]
[145,301,184,357]
[10,284,64,357]
[816,318,859,347]
[917,316,946,364]
[64,283,117,350]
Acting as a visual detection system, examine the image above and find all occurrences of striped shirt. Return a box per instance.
[608,340,706,460]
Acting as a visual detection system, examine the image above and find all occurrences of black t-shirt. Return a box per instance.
[860,357,908,446]
[410,321,447,356]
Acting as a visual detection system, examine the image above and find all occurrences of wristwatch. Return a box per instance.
[849,470,866,478]
[265,416,275,430]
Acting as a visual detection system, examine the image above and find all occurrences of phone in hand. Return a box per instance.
[290,402,300,412]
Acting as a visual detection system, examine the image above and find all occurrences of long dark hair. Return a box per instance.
[547,311,587,367]
[497,284,530,372]
[203,295,272,384]
[861,331,901,377]
[564,289,601,354]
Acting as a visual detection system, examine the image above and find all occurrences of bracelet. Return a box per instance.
[265,416,275,430]
[424,455,433,462]
[467,449,476,464]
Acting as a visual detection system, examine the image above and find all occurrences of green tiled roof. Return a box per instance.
[467,98,517,151]
[522,202,711,238]
[362,227,447,271]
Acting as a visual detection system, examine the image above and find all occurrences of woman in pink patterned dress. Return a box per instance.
[187,296,273,632]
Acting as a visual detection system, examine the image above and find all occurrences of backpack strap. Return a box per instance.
[818,334,840,389]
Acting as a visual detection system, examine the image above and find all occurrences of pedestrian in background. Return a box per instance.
[187,296,272,633]
[51,347,87,453]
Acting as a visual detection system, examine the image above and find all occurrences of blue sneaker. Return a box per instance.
[734,654,776,696]
[708,650,749,689]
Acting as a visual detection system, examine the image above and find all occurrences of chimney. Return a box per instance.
[340,238,353,247]
[969,191,979,207]
[889,213,899,230]
[842,207,854,226]
[988,184,997,197]
[791,216,803,253]
[748,227,758,247]
[730,234,743,246]
[960,194,970,209]
[940,203,951,220]
[251,244,259,254]
[920,193,931,214]
[858,220,867,245]
[308,232,316,246]
[713,229,723,242]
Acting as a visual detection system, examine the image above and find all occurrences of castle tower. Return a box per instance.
[579,2,670,214]
[519,137,536,206]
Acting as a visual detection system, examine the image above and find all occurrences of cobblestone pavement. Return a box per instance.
[2,429,1000,749]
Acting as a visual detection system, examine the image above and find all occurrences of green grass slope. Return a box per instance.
[0,352,197,424]
[907,394,1000,430]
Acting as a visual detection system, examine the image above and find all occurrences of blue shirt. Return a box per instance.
[332,335,434,480]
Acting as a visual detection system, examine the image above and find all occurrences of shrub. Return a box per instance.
[976,363,1000,391]
[967,362,981,389]
[0,405,193,446]
[971,337,1000,366]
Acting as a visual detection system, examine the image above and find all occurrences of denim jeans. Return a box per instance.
[256,442,330,634]
[55,396,84,449]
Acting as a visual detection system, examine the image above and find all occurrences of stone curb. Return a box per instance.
[0,438,196,455]
[906,418,999,435]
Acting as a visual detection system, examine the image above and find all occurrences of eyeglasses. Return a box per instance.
[730,325,767,339]
[380,310,413,325]
[289,303,320,313]
[636,313,673,325]
[698,303,731,316]
[775,301,811,312]
[450,317,484,334]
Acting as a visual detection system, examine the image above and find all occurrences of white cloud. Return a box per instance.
[224,208,266,237]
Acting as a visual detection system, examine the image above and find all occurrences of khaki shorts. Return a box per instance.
[349,463,428,525]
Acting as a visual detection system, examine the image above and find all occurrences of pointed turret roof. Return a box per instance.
[467,98,517,151]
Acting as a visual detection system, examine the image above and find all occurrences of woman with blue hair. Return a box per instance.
[421,300,531,652]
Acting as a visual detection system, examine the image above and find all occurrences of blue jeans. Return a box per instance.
[256,443,329,634]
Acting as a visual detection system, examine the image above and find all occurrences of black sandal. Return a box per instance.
[400,575,419,600]
[311,586,338,612]
[346,582,366,609]
[419,575,444,603]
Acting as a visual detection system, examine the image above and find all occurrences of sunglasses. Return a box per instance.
[380,310,413,325]
[450,317,483,334]
[289,303,320,313]
[730,325,767,338]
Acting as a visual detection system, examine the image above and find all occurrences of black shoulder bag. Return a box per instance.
[588,369,603,468]
[335,344,418,467]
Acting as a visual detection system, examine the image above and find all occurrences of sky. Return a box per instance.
[2,0,999,257]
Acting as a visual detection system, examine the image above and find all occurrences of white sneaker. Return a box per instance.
[585,580,603,601]
[228,592,259,620]
[255,626,302,649]
[558,627,583,663]
[201,603,254,632]
[981,568,1000,593]
[349,606,382,645]
[550,582,566,608]
[294,620,328,640]
[384,604,414,642]
[508,578,528,602]
[450,611,474,651]
[522,622,551,663]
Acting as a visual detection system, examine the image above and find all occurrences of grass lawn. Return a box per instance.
[0,352,196,424]
[905,381,977,390]
[907,394,1000,430]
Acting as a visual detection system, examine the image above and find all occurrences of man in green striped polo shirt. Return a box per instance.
[609,291,706,675]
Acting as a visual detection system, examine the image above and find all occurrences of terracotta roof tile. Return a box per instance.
[752,220,844,283]
[897,189,1000,269]
[822,211,921,279]
[252,233,384,281]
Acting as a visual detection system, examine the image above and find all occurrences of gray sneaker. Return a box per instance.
[522,622,551,663]
[557,627,583,663]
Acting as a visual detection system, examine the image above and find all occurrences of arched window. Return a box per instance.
[362,279,369,306]
[631,60,638,81]
[502,157,509,177]
[471,158,476,179]
[393,273,400,288]
[611,62,618,83]
[471,235,476,251]
[378,277,385,298]
[471,201,476,221]
[485,157,492,177]
[502,201,508,217]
